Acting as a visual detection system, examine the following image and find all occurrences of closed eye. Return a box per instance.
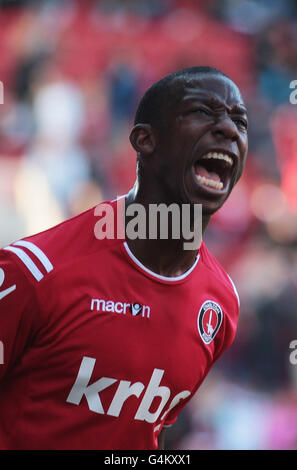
[188,107,211,116]
[232,117,248,129]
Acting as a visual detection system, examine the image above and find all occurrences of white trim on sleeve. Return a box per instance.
[13,240,53,273]
[227,274,240,308]
[4,246,44,282]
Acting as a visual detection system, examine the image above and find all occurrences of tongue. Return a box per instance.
[194,164,221,183]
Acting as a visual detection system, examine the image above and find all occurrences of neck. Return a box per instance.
[124,183,211,278]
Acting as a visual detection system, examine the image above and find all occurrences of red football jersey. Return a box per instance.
[0,197,239,450]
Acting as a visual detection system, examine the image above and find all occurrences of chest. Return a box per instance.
[36,258,227,393]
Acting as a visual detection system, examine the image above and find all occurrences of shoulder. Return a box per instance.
[199,240,240,309]
[1,198,121,287]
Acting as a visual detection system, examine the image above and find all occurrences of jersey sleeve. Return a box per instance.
[0,249,40,382]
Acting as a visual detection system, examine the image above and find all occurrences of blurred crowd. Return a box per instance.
[0,0,297,450]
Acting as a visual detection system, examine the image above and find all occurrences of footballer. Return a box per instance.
[0,66,247,450]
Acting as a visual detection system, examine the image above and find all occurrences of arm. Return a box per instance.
[158,428,166,450]
[0,250,39,382]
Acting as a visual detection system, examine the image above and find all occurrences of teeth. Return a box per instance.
[201,152,233,166]
[196,175,223,190]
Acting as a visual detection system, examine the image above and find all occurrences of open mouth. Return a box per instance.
[193,151,234,191]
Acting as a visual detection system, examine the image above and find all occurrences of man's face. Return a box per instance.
[153,74,248,214]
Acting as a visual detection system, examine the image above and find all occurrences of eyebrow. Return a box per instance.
[229,104,248,115]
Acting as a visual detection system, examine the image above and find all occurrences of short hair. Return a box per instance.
[134,66,230,129]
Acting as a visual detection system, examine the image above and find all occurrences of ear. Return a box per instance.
[129,124,156,156]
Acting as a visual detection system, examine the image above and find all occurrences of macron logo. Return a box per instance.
[90,298,150,318]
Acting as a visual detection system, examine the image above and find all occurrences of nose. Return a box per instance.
[211,115,239,142]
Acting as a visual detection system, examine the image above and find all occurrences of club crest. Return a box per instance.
[197,300,223,344]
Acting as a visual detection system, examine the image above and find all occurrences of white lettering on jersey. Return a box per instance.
[67,356,191,425]
[107,380,145,417]
[66,357,117,413]
[90,298,151,318]
[134,369,170,423]
[0,268,16,301]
